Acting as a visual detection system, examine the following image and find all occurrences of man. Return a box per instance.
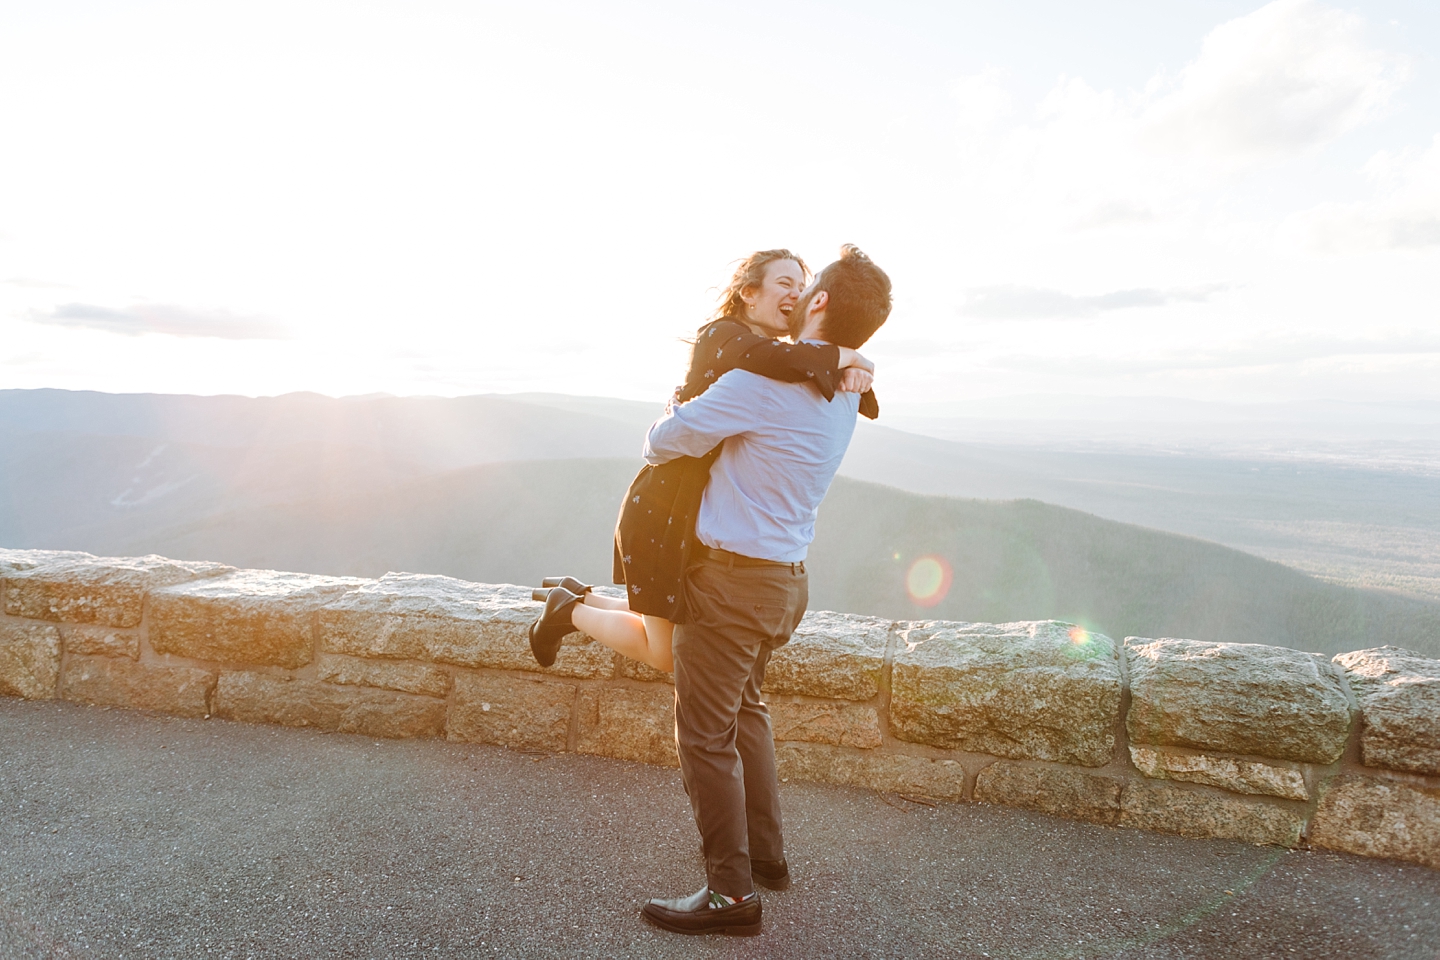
[637,245,892,937]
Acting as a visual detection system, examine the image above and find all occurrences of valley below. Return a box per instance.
[4,387,1439,658]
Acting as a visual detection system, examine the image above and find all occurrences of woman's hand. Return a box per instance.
[838,367,874,394]
[836,347,875,374]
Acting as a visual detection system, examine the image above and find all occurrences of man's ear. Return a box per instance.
[808,290,829,315]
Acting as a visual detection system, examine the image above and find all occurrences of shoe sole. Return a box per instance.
[753,874,790,891]
[641,909,761,937]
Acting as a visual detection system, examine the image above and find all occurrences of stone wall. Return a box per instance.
[2,548,1437,870]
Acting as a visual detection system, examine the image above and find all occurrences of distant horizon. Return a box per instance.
[7,383,1440,425]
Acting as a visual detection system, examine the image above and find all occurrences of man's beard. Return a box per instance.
[787,288,818,339]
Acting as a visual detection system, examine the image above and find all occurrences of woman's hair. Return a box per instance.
[712,249,811,321]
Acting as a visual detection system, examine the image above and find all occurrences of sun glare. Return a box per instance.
[906,555,953,608]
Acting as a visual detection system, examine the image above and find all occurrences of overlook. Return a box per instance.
[6,0,1440,953]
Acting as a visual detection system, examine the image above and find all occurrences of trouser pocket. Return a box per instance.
[682,559,807,649]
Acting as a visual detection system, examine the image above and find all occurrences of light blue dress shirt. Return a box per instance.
[642,365,860,563]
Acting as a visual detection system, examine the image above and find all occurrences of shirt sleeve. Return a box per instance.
[681,320,840,402]
[643,370,769,465]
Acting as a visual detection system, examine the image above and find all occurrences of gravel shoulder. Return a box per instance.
[0,698,1436,959]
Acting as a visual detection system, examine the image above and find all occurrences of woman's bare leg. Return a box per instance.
[580,593,631,611]
[640,616,674,672]
[570,603,674,672]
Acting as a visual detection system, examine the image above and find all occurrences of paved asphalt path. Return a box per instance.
[0,699,1436,960]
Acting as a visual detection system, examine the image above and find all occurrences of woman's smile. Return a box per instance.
[745,258,807,337]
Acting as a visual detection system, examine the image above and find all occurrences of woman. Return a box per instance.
[527,249,878,672]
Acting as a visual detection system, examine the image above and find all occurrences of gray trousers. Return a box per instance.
[671,551,808,897]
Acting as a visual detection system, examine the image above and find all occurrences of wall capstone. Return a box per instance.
[891,621,1121,766]
[151,570,362,668]
[318,573,614,679]
[1126,638,1352,764]
[6,554,231,628]
[763,611,890,701]
[1333,647,1440,777]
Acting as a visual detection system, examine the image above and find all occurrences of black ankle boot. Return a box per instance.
[541,576,593,596]
[528,587,582,668]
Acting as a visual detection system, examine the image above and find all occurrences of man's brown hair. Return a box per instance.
[790,244,892,348]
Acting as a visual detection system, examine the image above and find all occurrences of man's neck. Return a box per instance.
[797,319,827,342]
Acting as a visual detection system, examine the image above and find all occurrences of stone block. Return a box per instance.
[447,672,575,752]
[150,569,364,668]
[315,653,449,698]
[3,554,232,628]
[62,625,140,660]
[1119,780,1304,847]
[763,611,891,701]
[770,700,883,749]
[1129,745,1308,801]
[0,621,61,699]
[1310,775,1440,870]
[974,761,1123,825]
[774,743,967,800]
[890,620,1120,766]
[1333,646,1440,777]
[575,685,677,767]
[61,655,214,718]
[1126,638,1352,764]
[0,549,94,575]
[617,656,673,684]
[214,671,445,738]
[318,573,613,679]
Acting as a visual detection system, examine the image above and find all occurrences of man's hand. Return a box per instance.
[838,367,874,394]
[836,347,874,374]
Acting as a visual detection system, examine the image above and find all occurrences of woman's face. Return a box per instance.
[744,259,805,337]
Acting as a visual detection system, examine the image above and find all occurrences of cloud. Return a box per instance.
[31,303,288,340]
[950,68,1013,133]
[1139,0,1408,161]
[962,284,1227,320]
[870,339,974,358]
[1069,200,1155,231]
[4,277,77,290]
[991,332,1440,376]
[1289,134,1440,252]
[949,1,1410,233]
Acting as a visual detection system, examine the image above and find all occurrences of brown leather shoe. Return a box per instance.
[641,887,761,937]
[751,858,790,891]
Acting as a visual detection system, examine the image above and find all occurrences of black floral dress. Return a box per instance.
[612,317,879,620]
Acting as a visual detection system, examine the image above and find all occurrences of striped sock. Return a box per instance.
[708,890,757,909]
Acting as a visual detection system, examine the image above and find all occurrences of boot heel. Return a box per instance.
[541,576,592,595]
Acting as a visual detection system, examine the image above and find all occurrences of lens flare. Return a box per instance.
[1068,626,1090,645]
[906,555,952,608]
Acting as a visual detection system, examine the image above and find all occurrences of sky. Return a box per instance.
[1,0,1438,407]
